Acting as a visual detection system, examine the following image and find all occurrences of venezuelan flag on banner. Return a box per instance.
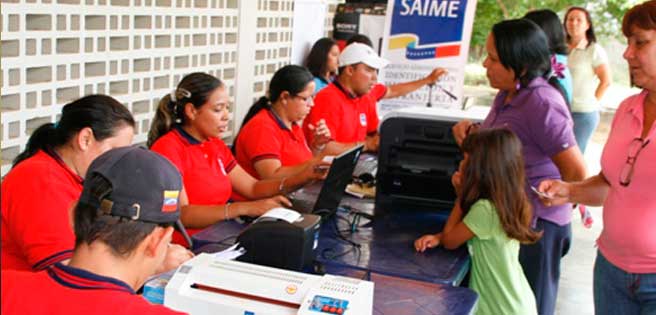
[380,0,477,113]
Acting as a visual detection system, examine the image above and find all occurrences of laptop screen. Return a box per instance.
[312,144,364,214]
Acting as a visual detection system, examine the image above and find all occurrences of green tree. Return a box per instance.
[468,0,638,60]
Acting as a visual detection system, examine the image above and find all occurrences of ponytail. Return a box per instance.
[13,95,135,168]
[548,76,571,109]
[147,72,223,147]
[520,11,572,109]
[13,123,58,167]
[147,93,179,148]
[241,96,272,134]
[232,96,271,153]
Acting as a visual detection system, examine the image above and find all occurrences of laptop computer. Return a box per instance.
[290,144,364,215]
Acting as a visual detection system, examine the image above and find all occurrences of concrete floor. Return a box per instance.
[555,110,614,315]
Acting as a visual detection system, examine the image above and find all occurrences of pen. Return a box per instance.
[436,85,457,101]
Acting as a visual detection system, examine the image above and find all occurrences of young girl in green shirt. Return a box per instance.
[415,128,542,315]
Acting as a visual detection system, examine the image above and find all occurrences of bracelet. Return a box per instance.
[278,177,287,194]
[224,202,232,220]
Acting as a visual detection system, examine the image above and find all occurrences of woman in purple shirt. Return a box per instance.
[453,19,587,315]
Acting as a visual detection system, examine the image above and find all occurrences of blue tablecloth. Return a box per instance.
[324,266,477,315]
[316,211,470,286]
[192,207,469,286]
[192,153,470,286]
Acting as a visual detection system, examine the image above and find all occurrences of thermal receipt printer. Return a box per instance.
[236,208,321,271]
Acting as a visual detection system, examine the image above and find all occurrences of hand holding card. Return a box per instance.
[531,185,552,199]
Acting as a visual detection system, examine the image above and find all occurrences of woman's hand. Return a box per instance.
[414,233,442,252]
[537,179,572,207]
[156,244,194,273]
[452,120,476,146]
[245,195,292,217]
[308,119,331,151]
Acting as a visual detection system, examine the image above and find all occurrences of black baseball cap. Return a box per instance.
[78,146,182,224]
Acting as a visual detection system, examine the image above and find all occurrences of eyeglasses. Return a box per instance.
[293,94,314,105]
[619,137,650,187]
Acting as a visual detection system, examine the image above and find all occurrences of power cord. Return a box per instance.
[320,209,363,264]
[338,205,374,233]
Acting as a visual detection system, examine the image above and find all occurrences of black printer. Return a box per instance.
[375,107,486,215]
[236,210,321,272]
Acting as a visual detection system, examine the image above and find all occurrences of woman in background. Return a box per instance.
[540,2,656,314]
[524,9,573,105]
[305,37,339,94]
[564,6,612,153]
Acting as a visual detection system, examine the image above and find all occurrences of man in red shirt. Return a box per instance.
[2,146,188,315]
[303,43,447,153]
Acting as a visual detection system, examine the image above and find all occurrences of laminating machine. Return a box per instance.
[164,253,374,315]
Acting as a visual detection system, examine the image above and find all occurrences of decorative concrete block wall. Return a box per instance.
[251,0,294,107]
[1,0,342,176]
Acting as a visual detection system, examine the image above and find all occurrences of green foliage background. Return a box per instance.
[469,0,641,60]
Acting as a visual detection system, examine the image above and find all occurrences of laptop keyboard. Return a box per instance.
[291,198,315,213]
[288,188,318,213]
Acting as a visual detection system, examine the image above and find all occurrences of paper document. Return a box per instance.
[213,243,246,261]
[257,207,302,223]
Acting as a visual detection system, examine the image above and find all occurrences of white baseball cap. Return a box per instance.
[339,43,389,69]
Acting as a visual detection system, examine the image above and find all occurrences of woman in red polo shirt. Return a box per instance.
[234,65,331,180]
[148,72,327,242]
[1,95,135,271]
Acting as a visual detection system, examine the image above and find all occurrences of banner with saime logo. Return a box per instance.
[379,0,478,115]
